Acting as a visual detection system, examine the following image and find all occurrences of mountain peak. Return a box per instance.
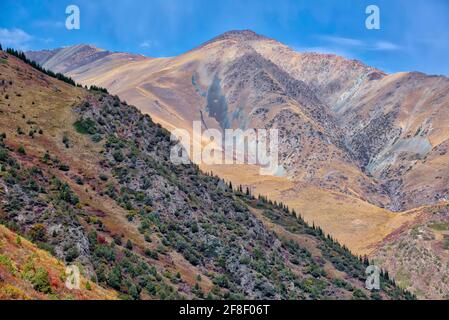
[203,30,271,46]
[69,44,105,52]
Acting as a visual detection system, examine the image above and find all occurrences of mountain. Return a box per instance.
[0,47,412,300]
[24,30,449,299]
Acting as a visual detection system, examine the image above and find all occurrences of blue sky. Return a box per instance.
[1,0,448,76]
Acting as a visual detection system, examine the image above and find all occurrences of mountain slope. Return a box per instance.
[371,202,449,299]
[26,32,449,215]
[24,30,449,299]
[0,48,412,300]
[26,31,445,255]
[0,225,117,300]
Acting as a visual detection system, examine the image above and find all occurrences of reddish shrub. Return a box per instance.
[97,235,106,244]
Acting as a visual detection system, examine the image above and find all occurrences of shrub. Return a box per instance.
[37,242,55,255]
[54,180,79,205]
[17,145,26,155]
[31,267,52,294]
[89,85,109,94]
[29,224,47,242]
[144,249,158,260]
[74,118,97,135]
[91,133,103,143]
[75,176,84,185]
[352,288,368,300]
[66,247,80,262]
[107,267,122,290]
[62,134,70,148]
[113,150,125,162]
[0,147,8,162]
[0,254,16,275]
[213,275,229,288]
[58,164,70,172]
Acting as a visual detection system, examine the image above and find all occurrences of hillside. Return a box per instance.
[0,48,413,300]
[0,224,117,300]
[371,202,449,299]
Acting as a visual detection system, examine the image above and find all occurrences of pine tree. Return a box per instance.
[0,43,3,51]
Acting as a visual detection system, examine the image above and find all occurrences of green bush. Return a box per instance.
[74,118,97,135]
[17,145,26,155]
[113,150,125,162]
[0,254,16,275]
[58,164,70,172]
[66,247,80,262]
[29,224,47,242]
[0,147,8,162]
[144,249,158,260]
[31,267,52,294]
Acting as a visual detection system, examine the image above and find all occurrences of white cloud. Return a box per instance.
[292,36,401,62]
[0,28,33,50]
[139,40,159,49]
[0,28,55,51]
[140,41,152,48]
[320,35,401,52]
[372,41,401,51]
[32,20,65,29]
[321,36,364,47]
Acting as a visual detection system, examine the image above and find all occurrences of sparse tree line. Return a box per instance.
[205,171,415,300]
[0,43,109,94]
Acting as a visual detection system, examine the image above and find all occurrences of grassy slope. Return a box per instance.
[372,202,449,299]
[0,225,117,300]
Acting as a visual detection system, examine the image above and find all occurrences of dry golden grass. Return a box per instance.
[203,164,417,255]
